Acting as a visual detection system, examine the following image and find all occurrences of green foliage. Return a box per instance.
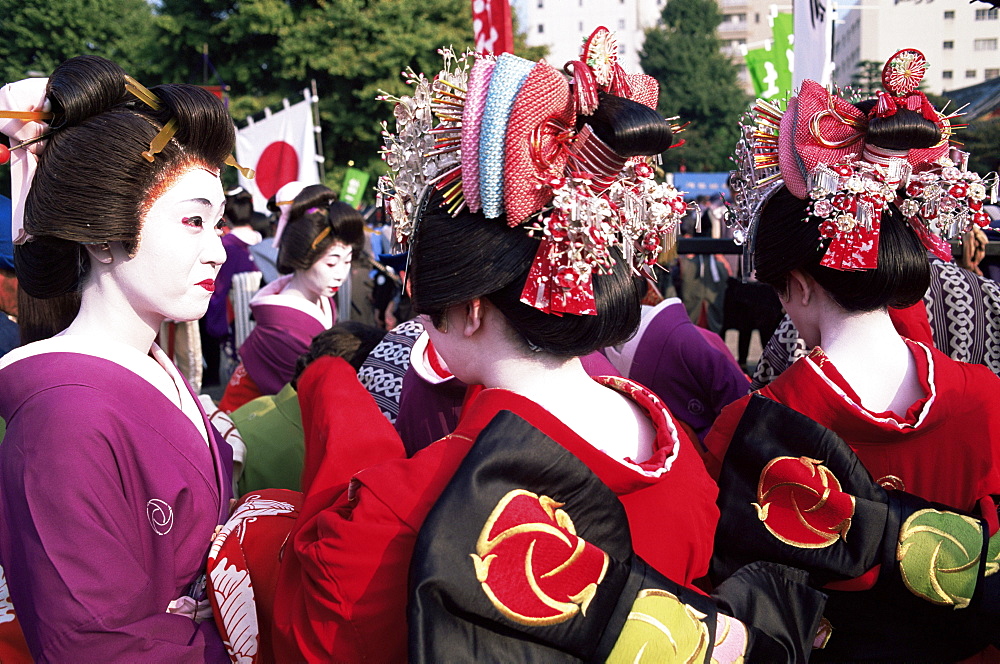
[0,0,157,81]
[962,118,1000,175]
[0,0,542,203]
[640,0,750,172]
[851,60,882,97]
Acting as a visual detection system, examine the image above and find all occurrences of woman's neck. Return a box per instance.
[478,351,656,463]
[283,271,322,307]
[818,308,922,416]
[64,283,158,354]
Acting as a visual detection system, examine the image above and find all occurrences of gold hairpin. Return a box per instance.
[225,154,255,179]
[310,226,331,249]
[141,117,178,162]
[124,75,162,110]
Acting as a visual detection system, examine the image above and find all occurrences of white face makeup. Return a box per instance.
[110,166,226,326]
[297,241,353,301]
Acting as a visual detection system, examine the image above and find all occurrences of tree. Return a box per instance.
[851,60,882,97]
[640,0,749,172]
[0,0,157,82]
[962,117,1000,175]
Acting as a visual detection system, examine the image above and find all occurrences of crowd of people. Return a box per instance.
[0,31,999,664]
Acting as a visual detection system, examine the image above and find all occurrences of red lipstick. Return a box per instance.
[197,280,216,293]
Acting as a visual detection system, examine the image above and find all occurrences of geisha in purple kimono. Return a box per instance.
[219,189,364,413]
[0,56,240,661]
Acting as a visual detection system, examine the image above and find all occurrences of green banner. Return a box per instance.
[770,12,793,97]
[746,46,782,100]
[339,167,370,208]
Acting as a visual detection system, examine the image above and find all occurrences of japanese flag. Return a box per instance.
[236,92,321,212]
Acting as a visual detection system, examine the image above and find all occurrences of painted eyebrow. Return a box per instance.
[180,198,216,206]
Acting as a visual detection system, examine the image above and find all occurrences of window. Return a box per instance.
[755,12,760,23]
[943,41,954,49]
[537,0,543,7]
[966,69,977,78]
[579,21,584,30]
[975,38,998,51]
[538,23,544,33]
[618,18,626,29]
[986,68,1000,79]
[944,10,955,18]
[943,70,954,79]
[975,8,998,19]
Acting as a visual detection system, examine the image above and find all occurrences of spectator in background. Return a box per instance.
[219,186,364,412]
[203,186,262,386]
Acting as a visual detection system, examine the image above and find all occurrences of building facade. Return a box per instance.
[511,0,667,74]
[513,0,775,94]
[834,0,1000,95]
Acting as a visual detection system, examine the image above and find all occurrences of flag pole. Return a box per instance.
[310,79,326,182]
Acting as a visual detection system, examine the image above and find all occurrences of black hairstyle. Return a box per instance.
[224,188,255,227]
[17,289,81,344]
[406,90,681,356]
[754,186,930,312]
[249,211,272,238]
[277,185,366,274]
[580,92,674,157]
[853,99,941,152]
[291,321,387,387]
[410,188,643,356]
[15,55,235,300]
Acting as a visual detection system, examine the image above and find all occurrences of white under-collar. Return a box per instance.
[251,273,333,328]
[0,334,210,445]
[229,226,262,246]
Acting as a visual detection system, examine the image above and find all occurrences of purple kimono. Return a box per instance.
[239,280,334,396]
[610,299,750,444]
[0,352,233,662]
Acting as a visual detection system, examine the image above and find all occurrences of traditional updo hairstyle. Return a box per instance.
[753,97,940,312]
[754,188,930,311]
[15,55,235,300]
[276,185,366,274]
[409,93,674,357]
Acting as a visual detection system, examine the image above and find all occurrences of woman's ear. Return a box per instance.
[83,242,114,265]
[787,269,815,307]
[461,298,484,337]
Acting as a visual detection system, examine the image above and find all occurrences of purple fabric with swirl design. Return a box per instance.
[0,353,233,662]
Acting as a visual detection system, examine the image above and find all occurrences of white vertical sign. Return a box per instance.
[793,0,834,89]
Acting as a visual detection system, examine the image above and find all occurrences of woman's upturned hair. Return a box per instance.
[277,185,366,274]
[409,92,673,357]
[16,55,235,299]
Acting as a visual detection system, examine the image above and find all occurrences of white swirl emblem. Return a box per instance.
[146,499,174,536]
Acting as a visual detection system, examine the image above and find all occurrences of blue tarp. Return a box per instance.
[670,172,730,199]
[0,196,12,271]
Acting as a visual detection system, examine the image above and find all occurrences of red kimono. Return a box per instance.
[271,357,719,663]
[705,340,1000,512]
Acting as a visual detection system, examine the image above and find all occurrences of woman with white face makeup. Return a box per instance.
[0,55,237,661]
[219,186,364,412]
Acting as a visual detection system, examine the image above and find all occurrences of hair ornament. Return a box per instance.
[272,180,309,248]
[377,29,687,316]
[0,77,54,245]
[310,225,332,250]
[729,48,996,273]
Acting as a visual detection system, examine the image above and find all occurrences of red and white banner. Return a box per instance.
[236,91,321,212]
[472,0,514,55]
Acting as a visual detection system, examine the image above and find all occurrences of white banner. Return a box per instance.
[236,91,321,211]
[793,0,834,89]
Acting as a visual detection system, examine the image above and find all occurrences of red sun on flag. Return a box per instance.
[255,141,300,200]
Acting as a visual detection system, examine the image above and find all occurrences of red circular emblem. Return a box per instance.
[753,456,855,549]
[254,141,300,199]
[471,489,609,625]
